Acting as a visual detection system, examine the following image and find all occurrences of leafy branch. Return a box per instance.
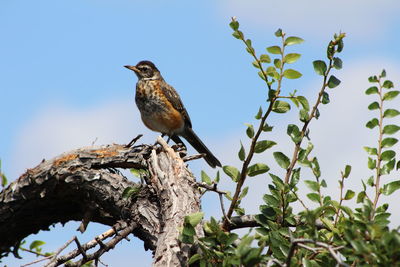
[222,19,304,230]
[363,70,400,211]
[283,33,345,184]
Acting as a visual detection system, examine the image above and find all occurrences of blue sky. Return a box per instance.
[1,0,400,266]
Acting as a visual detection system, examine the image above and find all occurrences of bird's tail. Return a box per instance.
[180,128,222,168]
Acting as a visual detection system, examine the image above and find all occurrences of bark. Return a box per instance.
[0,137,203,266]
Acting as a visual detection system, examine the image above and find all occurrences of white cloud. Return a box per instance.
[218,0,400,39]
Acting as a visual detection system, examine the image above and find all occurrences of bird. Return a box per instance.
[124,60,222,168]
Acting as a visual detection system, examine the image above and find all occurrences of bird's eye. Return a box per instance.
[138,66,149,72]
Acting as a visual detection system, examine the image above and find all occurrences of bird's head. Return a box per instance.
[124,60,161,80]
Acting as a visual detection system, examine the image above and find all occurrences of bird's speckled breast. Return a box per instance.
[135,80,184,135]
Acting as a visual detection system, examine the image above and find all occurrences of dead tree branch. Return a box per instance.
[0,138,203,266]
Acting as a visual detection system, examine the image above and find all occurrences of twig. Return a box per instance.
[125,134,143,148]
[65,222,137,267]
[45,221,130,267]
[195,182,226,195]
[224,214,325,231]
[195,182,231,224]
[22,236,76,267]
[373,78,385,210]
[182,153,205,162]
[286,238,349,267]
[19,247,48,258]
[74,237,87,261]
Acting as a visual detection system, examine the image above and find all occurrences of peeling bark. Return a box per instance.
[0,139,203,266]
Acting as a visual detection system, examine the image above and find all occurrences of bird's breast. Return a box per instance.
[135,80,184,135]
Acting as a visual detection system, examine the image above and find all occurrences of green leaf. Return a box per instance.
[368,75,379,83]
[368,157,376,170]
[383,125,400,135]
[381,69,386,78]
[258,71,267,81]
[304,180,319,192]
[247,163,270,177]
[214,171,220,183]
[367,175,375,186]
[263,194,280,207]
[284,36,304,46]
[381,150,396,161]
[130,168,147,178]
[266,45,282,54]
[188,254,202,265]
[311,157,321,178]
[327,75,341,88]
[252,61,260,69]
[1,173,6,187]
[363,146,377,155]
[184,212,204,227]
[245,123,255,138]
[365,118,379,129]
[260,54,271,63]
[315,108,320,119]
[122,186,140,199]
[381,137,398,148]
[368,101,380,110]
[313,60,327,76]
[272,100,291,113]
[245,39,252,47]
[357,191,366,203]
[383,109,400,118]
[381,159,395,175]
[239,186,249,199]
[297,96,310,111]
[229,20,239,31]
[383,80,394,89]
[284,53,301,64]
[275,28,283,37]
[262,123,273,132]
[238,142,246,161]
[306,193,320,203]
[273,152,290,169]
[283,69,302,79]
[287,124,301,143]
[30,240,45,250]
[344,165,352,178]
[382,180,400,196]
[333,57,342,70]
[299,109,309,122]
[290,96,299,108]
[254,140,277,153]
[321,91,330,104]
[383,90,400,101]
[201,171,211,185]
[232,31,242,39]
[255,106,263,119]
[223,166,240,182]
[344,190,355,200]
[365,86,379,95]
[266,66,278,78]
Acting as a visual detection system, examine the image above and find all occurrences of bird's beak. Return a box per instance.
[124,65,138,72]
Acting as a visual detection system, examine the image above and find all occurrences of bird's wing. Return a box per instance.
[161,83,192,128]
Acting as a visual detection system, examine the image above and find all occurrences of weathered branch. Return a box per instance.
[0,138,203,266]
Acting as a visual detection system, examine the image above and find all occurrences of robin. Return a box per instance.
[124,60,222,168]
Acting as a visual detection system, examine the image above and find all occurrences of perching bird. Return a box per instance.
[124,60,221,168]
